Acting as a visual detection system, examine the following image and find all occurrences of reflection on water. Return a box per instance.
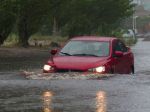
[96,91,107,112]
[41,90,107,112]
[42,91,54,112]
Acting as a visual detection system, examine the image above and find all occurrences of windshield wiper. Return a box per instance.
[72,53,99,57]
[60,52,72,56]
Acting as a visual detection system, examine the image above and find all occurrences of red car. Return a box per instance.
[43,36,134,74]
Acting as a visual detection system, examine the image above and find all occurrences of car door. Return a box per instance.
[119,41,132,73]
[112,40,129,74]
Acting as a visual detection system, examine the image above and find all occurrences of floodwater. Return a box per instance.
[1,39,150,112]
[0,48,49,72]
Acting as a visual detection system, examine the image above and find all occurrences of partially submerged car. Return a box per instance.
[43,36,134,74]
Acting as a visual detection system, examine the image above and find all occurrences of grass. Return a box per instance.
[29,34,69,46]
[3,33,69,47]
[3,34,19,47]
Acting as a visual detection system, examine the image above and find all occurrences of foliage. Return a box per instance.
[0,0,17,45]
[0,0,134,47]
[123,37,137,46]
[3,33,19,47]
[61,0,134,37]
[16,0,51,47]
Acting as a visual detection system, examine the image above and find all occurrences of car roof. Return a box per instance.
[71,36,117,42]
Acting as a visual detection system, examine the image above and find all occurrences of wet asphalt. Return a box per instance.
[1,39,150,112]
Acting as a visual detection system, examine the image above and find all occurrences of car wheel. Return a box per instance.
[110,68,114,74]
[130,65,134,74]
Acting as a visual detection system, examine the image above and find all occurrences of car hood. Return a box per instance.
[52,56,109,70]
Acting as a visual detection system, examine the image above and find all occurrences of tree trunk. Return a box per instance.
[0,35,3,45]
[0,27,12,46]
[18,34,29,47]
[18,17,29,47]
[0,34,7,46]
[52,16,59,36]
[18,30,29,47]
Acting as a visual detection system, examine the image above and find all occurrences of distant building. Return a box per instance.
[133,0,142,5]
[143,2,150,11]
[135,5,150,16]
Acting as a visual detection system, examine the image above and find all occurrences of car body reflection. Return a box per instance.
[96,91,107,112]
[42,91,54,112]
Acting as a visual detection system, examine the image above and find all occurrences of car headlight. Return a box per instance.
[88,66,105,73]
[95,66,105,73]
[43,65,51,71]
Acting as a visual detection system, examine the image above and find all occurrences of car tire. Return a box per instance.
[110,68,114,74]
[130,65,134,74]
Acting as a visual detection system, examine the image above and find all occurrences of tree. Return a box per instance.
[16,0,51,47]
[47,0,70,35]
[0,0,16,45]
[0,0,134,46]
[61,0,134,37]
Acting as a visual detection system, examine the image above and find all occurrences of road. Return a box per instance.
[0,39,150,112]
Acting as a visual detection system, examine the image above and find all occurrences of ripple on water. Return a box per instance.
[21,71,114,80]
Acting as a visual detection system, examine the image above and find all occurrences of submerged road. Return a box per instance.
[1,39,150,112]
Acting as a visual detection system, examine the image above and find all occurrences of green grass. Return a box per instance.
[3,33,69,47]
[29,34,68,43]
[3,34,19,47]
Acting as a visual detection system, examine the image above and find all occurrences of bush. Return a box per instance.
[111,30,137,46]
[3,34,19,47]
[50,41,60,48]
[123,37,137,46]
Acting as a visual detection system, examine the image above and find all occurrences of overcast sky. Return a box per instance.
[142,0,150,3]
[133,0,150,4]
[133,0,150,10]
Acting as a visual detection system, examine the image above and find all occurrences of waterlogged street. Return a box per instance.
[1,39,150,112]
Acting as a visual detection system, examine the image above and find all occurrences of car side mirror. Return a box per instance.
[50,49,58,55]
[127,46,130,51]
[115,51,123,57]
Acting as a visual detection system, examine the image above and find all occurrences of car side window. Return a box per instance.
[119,41,128,52]
[114,41,128,52]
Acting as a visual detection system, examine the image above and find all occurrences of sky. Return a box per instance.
[133,0,150,10]
[142,0,150,10]
[133,0,149,5]
[142,0,150,3]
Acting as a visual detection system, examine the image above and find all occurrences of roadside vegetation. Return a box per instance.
[0,0,135,47]
[111,29,137,46]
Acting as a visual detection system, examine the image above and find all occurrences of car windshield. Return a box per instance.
[59,40,110,57]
